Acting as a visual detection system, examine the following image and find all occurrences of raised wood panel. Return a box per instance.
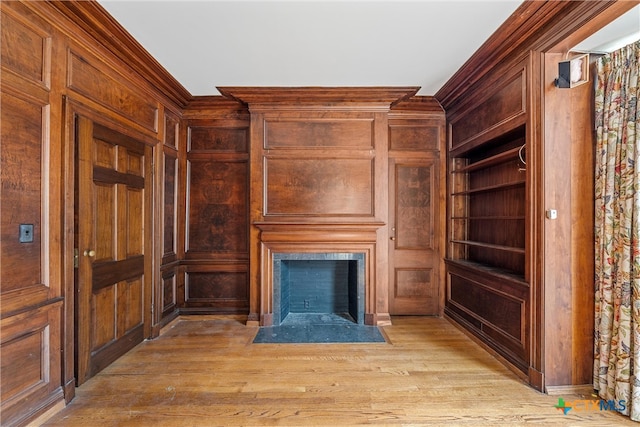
[450,66,526,154]
[445,260,529,372]
[449,275,523,340]
[184,270,249,312]
[395,163,433,249]
[163,153,177,258]
[186,272,248,300]
[68,51,158,132]
[264,119,374,149]
[126,188,144,256]
[187,159,248,253]
[265,158,373,216]
[1,91,45,294]
[117,277,144,333]
[165,114,179,149]
[189,126,248,152]
[91,286,117,350]
[395,269,434,297]
[389,120,440,151]
[0,10,51,89]
[94,183,116,261]
[0,302,63,427]
[162,270,177,316]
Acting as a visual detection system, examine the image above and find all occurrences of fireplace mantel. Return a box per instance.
[254,222,386,327]
[255,222,385,243]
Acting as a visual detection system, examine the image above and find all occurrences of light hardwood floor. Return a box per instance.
[42,316,635,426]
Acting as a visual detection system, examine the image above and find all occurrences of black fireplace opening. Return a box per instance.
[273,253,365,325]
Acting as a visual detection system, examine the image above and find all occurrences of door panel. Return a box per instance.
[389,159,439,315]
[76,116,150,384]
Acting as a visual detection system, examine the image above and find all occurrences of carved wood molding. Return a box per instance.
[183,96,250,119]
[217,86,420,110]
[47,0,192,108]
[435,0,633,110]
[255,222,385,244]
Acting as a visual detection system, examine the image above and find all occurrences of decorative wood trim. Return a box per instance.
[390,96,444,114]
[46,0,191,107]
[545,384,596,397]
[217,86,420,109]
[184,96,250,120]
[435,1,637,110]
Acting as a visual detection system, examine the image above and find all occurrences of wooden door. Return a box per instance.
[388,158,439,315]
[76,116,151,384]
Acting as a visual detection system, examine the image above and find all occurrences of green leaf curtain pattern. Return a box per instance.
[594,40,640,421]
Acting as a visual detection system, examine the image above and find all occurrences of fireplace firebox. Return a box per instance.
[273,253,365,325]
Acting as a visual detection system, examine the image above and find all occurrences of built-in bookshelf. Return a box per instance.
[445,127,530,374]
[448,133,526,279]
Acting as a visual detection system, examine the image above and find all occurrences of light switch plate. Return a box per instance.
[19,224,34,243]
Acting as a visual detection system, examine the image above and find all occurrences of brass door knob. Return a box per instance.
[83,249,96,257]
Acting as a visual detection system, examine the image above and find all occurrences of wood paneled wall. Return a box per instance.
[437,0,639,392]
[2,0,635,425]
[0,1,188,425]
[215,87,438,326]
[181,98,251,314]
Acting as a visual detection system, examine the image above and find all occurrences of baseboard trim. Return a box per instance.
[444,313,528,383]
[545,384,596,397]
[24,398,66,427]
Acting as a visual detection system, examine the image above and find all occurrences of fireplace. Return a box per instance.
[272,252,365,325]
[253,222,388,326]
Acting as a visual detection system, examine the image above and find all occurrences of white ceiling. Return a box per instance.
[97,1,640,98]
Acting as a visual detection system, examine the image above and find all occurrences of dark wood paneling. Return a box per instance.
[395,163,433,249]
[187,271,248,300]
[163,153,177,258]
[189,127,248,152]
[183,269,249,313]
[450,67,526,154]
[162,270,177,316]
[265,158,373,216]
[187,159,248,253]
[165,114,178,149]
[449,275,523,340]
[265,119,374,149]
[181,115,250,315]
[445,260,529,373]
[395,269,433,297]
[389,120,440,151]
[0,302,63,427]
[2,327,47,402]
[1,0,190,423]
[1,91,44,294]
[68,51,158,132]
[0,10,50,88]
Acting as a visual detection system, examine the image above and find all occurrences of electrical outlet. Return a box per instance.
[304,300,310,309]
[19,224,34,243]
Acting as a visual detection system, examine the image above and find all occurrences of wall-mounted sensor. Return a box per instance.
[546,209,558,220]
[19,224,34,243]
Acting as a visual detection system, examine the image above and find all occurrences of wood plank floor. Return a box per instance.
[42,316,635,426]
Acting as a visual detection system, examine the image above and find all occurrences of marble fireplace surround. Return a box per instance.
[254,222,387,326]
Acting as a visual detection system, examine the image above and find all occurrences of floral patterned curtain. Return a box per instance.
[594,40,640,421]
